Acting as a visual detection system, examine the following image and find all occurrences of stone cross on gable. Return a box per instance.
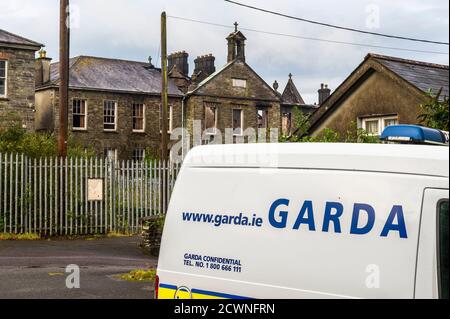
[234,22,239,32]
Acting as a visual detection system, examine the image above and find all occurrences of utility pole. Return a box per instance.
[160,12,169,213]
[161,12,169,162]
[59,0,70,158]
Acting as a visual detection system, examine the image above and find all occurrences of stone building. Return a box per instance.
[183,27,282,146]
[35,54,183,160]
[308,54,449,138]
[279,74,321,136]
[34,24,321,160]
[0,29,43,130]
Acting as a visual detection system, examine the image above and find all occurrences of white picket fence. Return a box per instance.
[0,153,180,235]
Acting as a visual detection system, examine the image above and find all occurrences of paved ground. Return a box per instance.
[0,237,157,299]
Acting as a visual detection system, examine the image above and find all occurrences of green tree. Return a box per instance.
[418,89,449,131]
[279,107,315,143]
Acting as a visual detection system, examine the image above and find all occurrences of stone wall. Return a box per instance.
[0,47,36,130]
[186,95,280,145]
[311,71,426,138]
[35,88,182,159]
[186,60,281,144]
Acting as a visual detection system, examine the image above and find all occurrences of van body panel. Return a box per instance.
[184,144,449,178]
[415,189,449,299]
[159,165,448,299]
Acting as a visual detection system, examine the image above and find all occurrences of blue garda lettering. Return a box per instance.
[322,202,344,233]
[380,205,408,239]
[267,199,407,239]
[350,203,376,235]
[268,198,290,229]
[293,201,316,231]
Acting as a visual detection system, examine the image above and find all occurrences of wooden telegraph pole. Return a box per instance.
[160,12,169,213]
[59,0,70,158]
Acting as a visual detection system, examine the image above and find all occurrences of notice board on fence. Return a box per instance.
[87,179,103,201]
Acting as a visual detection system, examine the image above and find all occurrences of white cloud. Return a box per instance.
[1,0,448,104]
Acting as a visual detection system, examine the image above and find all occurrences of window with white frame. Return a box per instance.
[361,115,398,136]
[104,100,117,131]
[132,148,145,162]
[132,103,145,132]
[232,78,247,88]
[104,148,118,162]
[0,60,7,97]
[205,102,218,135]
[384,118,399,128]
[160,105,173,133]
[72,99,87,130]
[232,109,244,136]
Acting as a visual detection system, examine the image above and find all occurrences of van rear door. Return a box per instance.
[415,189,449,299]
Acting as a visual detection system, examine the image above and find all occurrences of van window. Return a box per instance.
[439,200,449,299]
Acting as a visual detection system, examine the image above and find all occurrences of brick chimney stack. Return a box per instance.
[193,54,216,79]
[318,83,331,105]
[35,49,52,87]
[168,51,189,77]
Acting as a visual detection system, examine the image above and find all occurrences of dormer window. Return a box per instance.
[232,78,247,88]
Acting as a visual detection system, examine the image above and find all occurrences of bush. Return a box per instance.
[0,124,57,157]
[418,89,449,131]
[0,124,96,158]
[280,114,379,144]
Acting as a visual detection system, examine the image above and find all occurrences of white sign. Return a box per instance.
[87,179,103,201]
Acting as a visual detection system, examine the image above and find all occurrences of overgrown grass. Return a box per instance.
[0,232,134,241]
[0,233,41,241]
[84,232,135,241]
[46,232,135,241]
[118,269,157,282]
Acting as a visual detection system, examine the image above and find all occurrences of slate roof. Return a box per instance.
[370,54,449,98]
[44,56,183,96]
[308,53,449,134]
[281,75,306,105]
[187,59,279,102]
[0,29,43,49]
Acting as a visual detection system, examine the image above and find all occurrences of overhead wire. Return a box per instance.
[224,0,450,46]
[167,15,449,56]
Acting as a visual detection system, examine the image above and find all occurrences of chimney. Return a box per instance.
[35,49,52,87]
[273,80,279,92]
[318,83,331,105]
[168,51,189,77]
[194,54,216,78]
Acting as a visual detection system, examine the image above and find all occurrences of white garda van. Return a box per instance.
[156,128,449,299]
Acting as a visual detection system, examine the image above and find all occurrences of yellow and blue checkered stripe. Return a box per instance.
[159,284,252,300]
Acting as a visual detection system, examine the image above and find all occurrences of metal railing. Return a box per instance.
[0,153,180,235]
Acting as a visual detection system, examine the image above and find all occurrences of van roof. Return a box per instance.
[184,143,449,178]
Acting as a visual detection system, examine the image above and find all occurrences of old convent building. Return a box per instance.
[32,25,316,160]
[1,26,320,160]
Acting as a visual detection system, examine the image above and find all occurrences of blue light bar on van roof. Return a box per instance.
[381,125,449,146]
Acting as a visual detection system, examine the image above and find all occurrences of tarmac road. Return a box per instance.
[0,237,157,299]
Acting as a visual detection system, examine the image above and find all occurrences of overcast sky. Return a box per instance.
[1,0,449,103]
